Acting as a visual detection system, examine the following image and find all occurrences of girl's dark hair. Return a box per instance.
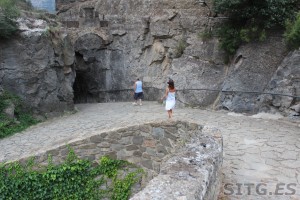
[168,81,175,90]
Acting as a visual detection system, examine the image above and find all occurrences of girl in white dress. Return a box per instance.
[161,80,176,119]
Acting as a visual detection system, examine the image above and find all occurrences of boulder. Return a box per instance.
[4,102,15,120]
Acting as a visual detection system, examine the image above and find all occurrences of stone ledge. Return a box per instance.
[131,124,223,200]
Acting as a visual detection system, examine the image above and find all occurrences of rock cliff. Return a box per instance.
[0,16,75,117]
[0,0,299,117]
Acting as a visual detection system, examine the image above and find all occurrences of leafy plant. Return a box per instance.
[0,151,143,200]
[284,12,300,50]
[0,0,20,38]
[213,0,299,56]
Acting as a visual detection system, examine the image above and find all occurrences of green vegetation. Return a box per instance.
[174,39,187,58]
[213,0,299,57]
[284,12,300,50]
[0,149,143,200]
[0,0,34,39]
[0,0,20,38]
[0,90,39,139]
[198,28,213,41]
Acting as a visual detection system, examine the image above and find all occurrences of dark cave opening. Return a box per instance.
[73,69,101,104]
[73,71,91,104]
[73,51,101,104]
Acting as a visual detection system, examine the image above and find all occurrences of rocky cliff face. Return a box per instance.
[55,0,299,116]
[0,17,75,117]
[219,35,288,113]
[57,0,227,105]
[1,0,299,117]
[259,50,300,116]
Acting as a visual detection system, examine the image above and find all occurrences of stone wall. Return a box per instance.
[11,120,223,199]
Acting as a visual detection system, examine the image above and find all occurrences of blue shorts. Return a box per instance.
[134,92,143,100]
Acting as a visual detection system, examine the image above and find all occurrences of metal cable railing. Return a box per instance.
[98,87,300,99]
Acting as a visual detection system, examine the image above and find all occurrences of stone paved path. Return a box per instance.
[1,102,300,199]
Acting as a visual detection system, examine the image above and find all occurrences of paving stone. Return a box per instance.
[280,160,300,169]
[0,102,299,200]
[278,151,298,160]
[265,159,281,168]
[261,151,278,159]
[279,168,297,178]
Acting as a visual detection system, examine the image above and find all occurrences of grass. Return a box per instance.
[174,39,187,58]
[198,29,213,41]
[0,90,39,139]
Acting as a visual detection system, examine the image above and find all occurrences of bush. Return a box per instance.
[213,0,299,56]
[284,12,300,50]
[0,151,143,200]
[0,0,20,38]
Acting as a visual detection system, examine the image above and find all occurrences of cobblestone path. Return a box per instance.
[0,102,299,199]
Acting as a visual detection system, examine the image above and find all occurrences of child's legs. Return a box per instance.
[167,110,171,118]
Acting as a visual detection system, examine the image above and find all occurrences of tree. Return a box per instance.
[0,0,20,38]
[213,0,299,56]
[284,12,300,50]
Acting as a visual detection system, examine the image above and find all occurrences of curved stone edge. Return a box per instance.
[130,125,223,200]
[1,120,223,199]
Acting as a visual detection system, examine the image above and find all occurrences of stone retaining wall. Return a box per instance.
[15,120,223,199]
[131,125,223,200]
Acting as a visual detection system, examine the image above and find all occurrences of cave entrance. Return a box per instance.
[73,52,101,104]
[73,70,89,104]
[73,69,102,104]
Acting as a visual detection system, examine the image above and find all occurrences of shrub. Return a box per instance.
[0,0,20,38]
[217,24,241,56]
[284,12,300,50]
[213,0,299,56]
[0,150,143,200]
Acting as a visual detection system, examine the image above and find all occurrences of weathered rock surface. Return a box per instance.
[0,17,75,117]
[219,36,288,112]
[55,0,299,115]
[57,0,227,105]
[258,50,300,116]
[1,0,299,115]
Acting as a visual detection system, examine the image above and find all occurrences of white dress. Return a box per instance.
[165,91,175,110]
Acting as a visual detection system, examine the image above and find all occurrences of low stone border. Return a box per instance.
[131,125,223,200]
[7,120,223,199]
